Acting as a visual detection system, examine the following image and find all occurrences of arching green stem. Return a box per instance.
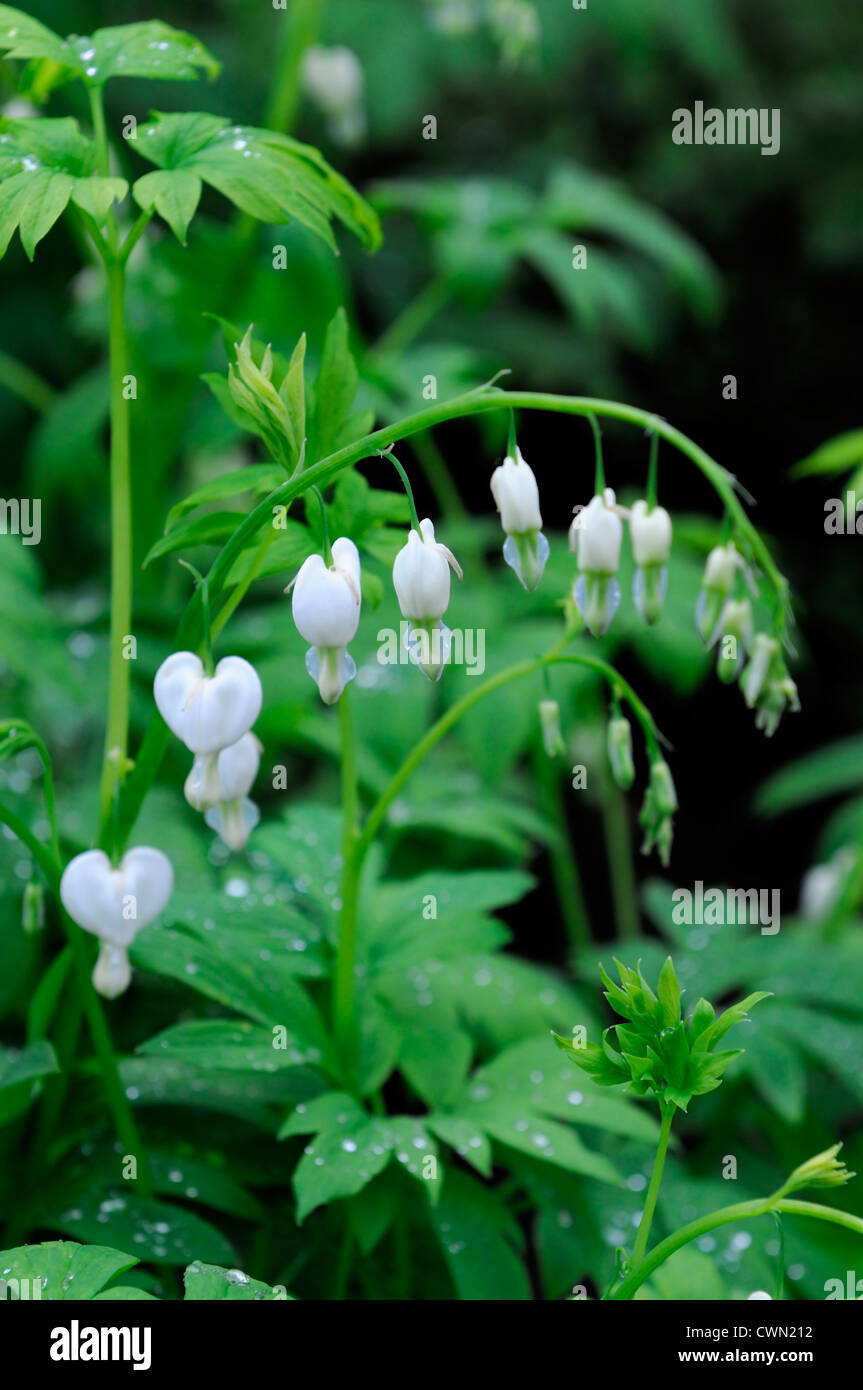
[331,641,661,1081]
[610,1196,863,1300]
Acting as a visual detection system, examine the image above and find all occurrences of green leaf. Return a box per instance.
[0,1241,137,1299]
[0,1039,58,1092]
[41,1194,234,1267]
[791,429,863,479]
[93,1284,160,1295]
[292,1117,393,1224]
[308,307,360,462]
[184,1260,290,1300]
[756,736,863,815]
[0,8,69,69]
[137,1019,326,1072]
[0,117,96,259]
[542,162,721,320]
[164,462,284,531]
[279,1091,364,1140]
[656,956,681,1028]
[70,176,127,223]
[132,169,201,244]
[427,1171,530,1300]
[426,1114,493,1178]
[135,111,380,250]
[142,510,244,566]
[0,15,218,87]
[93,1286,160,1301]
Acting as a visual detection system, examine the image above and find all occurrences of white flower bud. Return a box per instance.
[703,542,741,591]
[187,733,262,853]
[154,652,262,755]
[60,847,174,998]
[290,538,362,705]
[740,634,779,708]
[491,449,548,590]
[629,500,672,566]
[393,519,463,682]
[393,518,462,622]
[490,449,543,533]
[573,489,623,574]
[715,598,754,682]
[696,543,743,644]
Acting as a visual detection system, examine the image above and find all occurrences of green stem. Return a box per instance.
[630,1103,673,1268]
[116,386,786,849]
[333,689,360,1076]
[611,1196,863,1301]
[119,208,153,265]
[265,0,325,134]
[380,450,421,532]
[532,740,591,950]
[0,801,60,892]
[88,86,110,179]
[599,775,640,939]
[61,911,153,1198]
[97,255,133,846]
[364,650,658,859]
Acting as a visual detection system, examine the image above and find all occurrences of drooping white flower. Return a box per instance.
[392,518,463,681]
[490,448,548,591]
[184,732,263,852]
[154,652,262,755]
[629,499,672,625]
[291,537,362,705]
[740,634,800,736]
[696,542,742,644]
[799,848,854,920]
[571,488,623,637]
[60,846,174,999]
[714,597,754,682]
[301,45,366,146]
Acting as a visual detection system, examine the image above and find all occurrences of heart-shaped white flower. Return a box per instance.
[60,847,174,949]
[154,651,262,754]
[60,846,174,999]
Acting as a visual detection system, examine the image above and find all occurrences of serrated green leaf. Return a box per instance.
[135,111,379,250]
[40,1194,235,1267]
[70,175,127,223]
[164,463,283,532]
[136,1019,326,1071]
[133,168,201,243]
[142,510,243,566]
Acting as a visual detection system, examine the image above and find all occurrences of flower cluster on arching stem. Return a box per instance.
[696,541,800,736]
[553,957,771,1113]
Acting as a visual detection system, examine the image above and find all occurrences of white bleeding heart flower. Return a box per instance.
[629,499,672,625]
[571,489,623,637]
[392,518,463,681]
[185,732,262,852]
[490,449,548,591]
[290,537,362,705]
[301,45,366,146]
[696,542,743,644]
[60,846,174,999]
[154,652,262,754]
